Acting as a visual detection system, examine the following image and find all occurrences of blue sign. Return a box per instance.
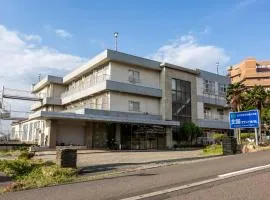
[229,110,260,129]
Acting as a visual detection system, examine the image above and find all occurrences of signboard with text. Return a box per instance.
[229,110,259,129]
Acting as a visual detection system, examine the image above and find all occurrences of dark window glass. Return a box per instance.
[171,78,192,123]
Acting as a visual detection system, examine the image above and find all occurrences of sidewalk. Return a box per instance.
[35,149,220,175]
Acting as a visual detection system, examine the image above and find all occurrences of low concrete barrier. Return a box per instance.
[56,149,77,168]
[222,137,237,155]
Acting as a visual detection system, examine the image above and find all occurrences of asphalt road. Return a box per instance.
[162,169,270,200]
[1,150,270,200]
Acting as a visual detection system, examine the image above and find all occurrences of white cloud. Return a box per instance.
[0,24,86,128]
[0,25,84,80]
[236,0,257,8]
[150,34,230,72]
[201,26,211,35]
[20,33,42,43]
[55,29,73,39]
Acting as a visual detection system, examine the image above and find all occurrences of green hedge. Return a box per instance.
[240,133,255,140]
[212,133,224,144]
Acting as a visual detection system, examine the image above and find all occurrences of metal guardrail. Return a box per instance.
[2,87,42,101]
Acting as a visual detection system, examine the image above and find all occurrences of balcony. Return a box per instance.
[204,114,228,122]
[31,97,62,111]
[62,74,111,98]
[198,113,229,129]
[61,74,162,105]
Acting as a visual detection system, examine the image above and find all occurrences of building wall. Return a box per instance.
[160,67,197,122]
[65,92,110,110]
[110,92,160,115]
[229,58,270,87]
[196,70,230,130]
[52,84,65,98]
[110,62,160,88]
[11,120,46,144]
[56,120,85,146]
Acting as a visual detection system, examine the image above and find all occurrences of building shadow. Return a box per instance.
[79,155,223,175]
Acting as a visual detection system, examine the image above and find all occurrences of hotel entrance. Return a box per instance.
[120,124,166,150]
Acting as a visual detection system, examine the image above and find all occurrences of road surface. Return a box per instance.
[1,150,270,200]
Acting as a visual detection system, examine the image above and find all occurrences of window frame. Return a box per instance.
[128,100,140,112]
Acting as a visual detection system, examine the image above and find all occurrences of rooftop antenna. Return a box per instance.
[114,32,119,51]
[216,61,219,75]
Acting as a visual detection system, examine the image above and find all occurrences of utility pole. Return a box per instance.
[114,32,119,51]
[216,61,219,75]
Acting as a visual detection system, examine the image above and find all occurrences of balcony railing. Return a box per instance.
[202,87,226,97]
[204,114,228,121]
[62,74,111,98]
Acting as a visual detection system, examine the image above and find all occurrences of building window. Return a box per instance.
[128,70,140,83]
[218,83,227,96]
[11,127,15,139]
[22,124,28,141]
[204,106,211,119]
[28,123,33,141]
[203,79,215,94]
[217,108,224,120]
[171,78,191,122]
[129,101,140,112]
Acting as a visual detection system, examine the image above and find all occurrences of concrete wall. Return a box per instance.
[52,84,65,98]
[110,62,160,88]
[56,120,85,146]
[229,58,270,87]
[65,92,110,110]
[110,92,160,115]
[11,120,46,144]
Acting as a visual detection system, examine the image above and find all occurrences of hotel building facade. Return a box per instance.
[11,50,230,149]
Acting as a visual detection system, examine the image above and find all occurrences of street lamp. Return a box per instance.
[114,32,119,51]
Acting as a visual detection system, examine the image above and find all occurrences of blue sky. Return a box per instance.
[0,0,269,126]
[1,0,269,70]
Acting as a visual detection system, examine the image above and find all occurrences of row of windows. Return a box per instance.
[203,79,227,96]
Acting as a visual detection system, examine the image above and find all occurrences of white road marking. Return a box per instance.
[120,163,270,200]
[218,163,270,178]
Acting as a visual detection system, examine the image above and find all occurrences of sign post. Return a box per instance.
[229,110,260,145]
[254,128,258,146]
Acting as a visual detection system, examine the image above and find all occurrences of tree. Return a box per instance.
[174,122,203,144]
[243,85,268,142]
[226,83,246,143]
[226,83,246,112]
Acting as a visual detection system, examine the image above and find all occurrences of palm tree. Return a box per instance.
[226,83,246,143]
[226,83,246,112]
[245,85,268,143]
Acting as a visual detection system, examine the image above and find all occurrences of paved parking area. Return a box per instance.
[35,149,204,168]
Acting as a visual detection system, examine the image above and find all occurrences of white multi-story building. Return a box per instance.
[11,50,230,149]
[196,70,230,137]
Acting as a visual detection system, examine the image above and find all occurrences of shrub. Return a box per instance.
[18,152,35,160]
[0,159,76,192]
[0,159,38,177]
[240,133,255,140]
[202,144,223,155]
[212,133,224,144]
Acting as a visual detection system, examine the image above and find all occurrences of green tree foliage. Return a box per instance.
[174,122,203,144]
[226,83,246,112]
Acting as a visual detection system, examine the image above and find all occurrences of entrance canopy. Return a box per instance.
[29,110,180,126]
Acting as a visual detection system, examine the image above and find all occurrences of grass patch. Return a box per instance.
[0,158,77,192]
[0,150,24,157]
[202,144,223,155]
